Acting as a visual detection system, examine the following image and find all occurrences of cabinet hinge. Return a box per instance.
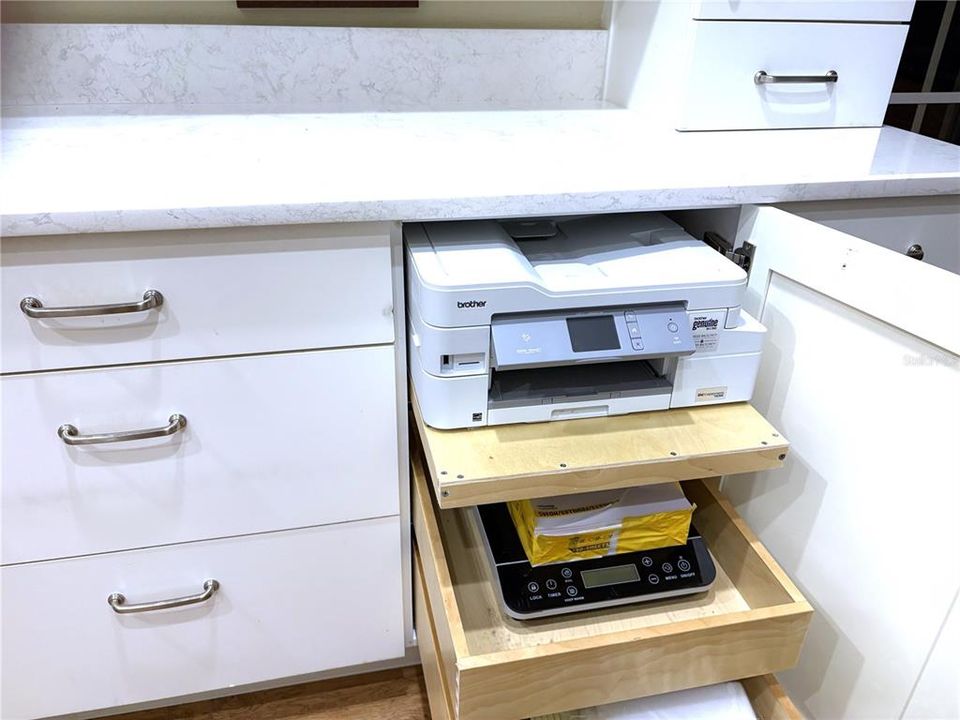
[703,231,755,275]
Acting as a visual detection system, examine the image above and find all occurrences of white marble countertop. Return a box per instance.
[2,109,958,237]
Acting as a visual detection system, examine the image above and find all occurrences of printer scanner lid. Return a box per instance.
[407,214,747,326]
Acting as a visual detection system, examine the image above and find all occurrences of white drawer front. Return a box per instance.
[1,347,399,565]
[679,22,907,131]
[1,223,394,374]
[1,517,405,720]
[693,1,914,21]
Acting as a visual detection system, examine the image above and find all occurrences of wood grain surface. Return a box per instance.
[412,390,789,508]
[411,447,812,720]
[107,667,429,720]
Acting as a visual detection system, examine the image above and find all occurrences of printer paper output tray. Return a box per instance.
[489,360,672,410]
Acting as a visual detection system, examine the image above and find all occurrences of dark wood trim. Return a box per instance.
[237,1,419,8]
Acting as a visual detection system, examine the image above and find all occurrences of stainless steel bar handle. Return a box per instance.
[58,413,186,446]
[20,289,163,319]
[754,70,838,85]
[108,579,220,615]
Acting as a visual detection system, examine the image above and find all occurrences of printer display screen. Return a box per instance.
[566,315,620,352]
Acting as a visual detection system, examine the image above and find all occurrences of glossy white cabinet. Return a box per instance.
[679,21,908,131]
[605,2,912,132]
[0,222,394,374]
[720,206,960,718]
[903,593,959,720]
[1,220,409,718]
[1,346,400,565]
[692,0,914,21]
[0,516,405,720]
[777,196,960,275]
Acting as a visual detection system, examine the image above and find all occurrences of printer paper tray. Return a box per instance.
[412,387,789,509]
[488,359,671,409]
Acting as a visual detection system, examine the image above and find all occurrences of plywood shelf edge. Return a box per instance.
[411,388,789,508]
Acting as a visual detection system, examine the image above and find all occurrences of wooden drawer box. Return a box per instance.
[1,222,394,374]
[1,515,405,720]
[678,21,907,131]
[2,346,399,565]
[419,566,802,720]
[412,453,811,720]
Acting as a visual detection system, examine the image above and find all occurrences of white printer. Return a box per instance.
[406,213,765,429]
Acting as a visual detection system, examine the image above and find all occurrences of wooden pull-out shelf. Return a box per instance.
[412,452,811,720]
[413,391,790,508]
[418,569,802,720]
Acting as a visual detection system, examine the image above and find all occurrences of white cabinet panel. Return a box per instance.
[693,1,914,22]
[1,222,394,374]
[1,346,399,564]
[903,590,960,720]
[680,22,907,130]
[724,206,960,719]
[0,516,405,720]
[778,197,960,276]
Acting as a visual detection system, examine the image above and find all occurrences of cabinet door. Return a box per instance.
[902,590,959,720]
[726,206,960,719]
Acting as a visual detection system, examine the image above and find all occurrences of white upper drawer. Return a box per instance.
[1,346,400,565]
[1,516,404,720]
[1,222,395,374]
[692,1,914,21]
[679,21,908,131]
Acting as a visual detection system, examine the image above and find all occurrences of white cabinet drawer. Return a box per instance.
[0,516,405,720]
[0,222,395,374]
[1,346,400,565]
[693,1,914,21]
[679,22,907,131]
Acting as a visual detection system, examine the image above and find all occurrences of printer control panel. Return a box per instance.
[492,303,695,370]
[620,307,684,353]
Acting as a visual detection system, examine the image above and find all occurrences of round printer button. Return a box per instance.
[667,321,679,333]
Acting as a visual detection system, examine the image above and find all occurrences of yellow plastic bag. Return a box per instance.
[508,483,694,566]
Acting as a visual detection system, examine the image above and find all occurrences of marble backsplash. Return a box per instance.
[1,23,609,113]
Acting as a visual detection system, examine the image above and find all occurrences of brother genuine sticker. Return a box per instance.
[690,311,724,352]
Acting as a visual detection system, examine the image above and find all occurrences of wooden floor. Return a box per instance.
[108,667,431,720]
